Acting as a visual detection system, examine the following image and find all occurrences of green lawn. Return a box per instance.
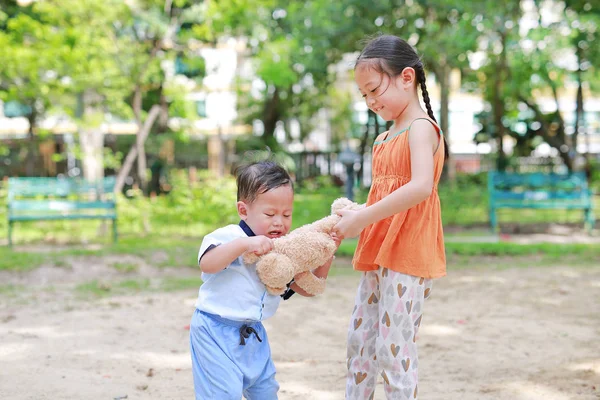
[0,234,597,273]
[0,178,597,272]
[1,178,597,244]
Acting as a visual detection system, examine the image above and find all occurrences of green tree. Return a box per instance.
[34,0,133,181]
[0,1,63,175]
[468,0,522,171]
[209,0,366,150]
[506,0,598,171]
[110,0,208,192]
[469,0,599,172]
[413,1,480,179]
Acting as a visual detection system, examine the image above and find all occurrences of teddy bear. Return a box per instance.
[242,197,364,296]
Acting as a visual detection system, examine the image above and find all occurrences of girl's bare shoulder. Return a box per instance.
[375,131,389,142]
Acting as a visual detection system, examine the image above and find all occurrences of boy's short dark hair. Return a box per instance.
[235,160,293,203]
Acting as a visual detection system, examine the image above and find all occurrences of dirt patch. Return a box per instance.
[0,260,599,399]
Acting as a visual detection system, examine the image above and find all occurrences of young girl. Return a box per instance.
[333,35,448,399]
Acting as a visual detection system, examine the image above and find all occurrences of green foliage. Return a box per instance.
[438,174,489,226]
[328,87,361,147]
[590,158,600,193]
[0,170,596,249]
[234,148,296,173]
[0,172,598,272]
[255,39,298,88]
[118,169,239,235]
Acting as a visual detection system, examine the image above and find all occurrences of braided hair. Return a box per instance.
[356,35,449,161]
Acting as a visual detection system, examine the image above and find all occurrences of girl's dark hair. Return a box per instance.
[235,160,292,203]
[356,35,449,161]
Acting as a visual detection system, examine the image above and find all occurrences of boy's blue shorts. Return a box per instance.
[190,309,279,400]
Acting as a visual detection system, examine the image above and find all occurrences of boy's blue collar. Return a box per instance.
[239,220,256,237]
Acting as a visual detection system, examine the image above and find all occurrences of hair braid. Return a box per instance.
[416,63,449,160]
[416,63,436,123]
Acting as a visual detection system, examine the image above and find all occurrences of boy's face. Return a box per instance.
[237,184,294,239]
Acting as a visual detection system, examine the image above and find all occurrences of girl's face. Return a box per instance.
[354,62,414,122]
[237,184,294,239]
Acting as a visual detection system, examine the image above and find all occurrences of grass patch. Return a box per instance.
[76,278,151,297]
[0,249,46,271]
[73,277,201,298]
[160,276,203,292]
[337,240,359,258]
[111,262,138,273]
[0,236,200,272]
[0,234,597,274]
[52,259,70,268]
[446,241,600,260]
[115,278,151,291]
[76,280,113,297]
[0,284,23,296]
[336,239,600,267]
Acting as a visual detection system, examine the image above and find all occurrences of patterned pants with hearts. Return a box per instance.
[346,267,432,400]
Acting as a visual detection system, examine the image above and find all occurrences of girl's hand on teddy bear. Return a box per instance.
[245,235,274,256]
[333,209,367,239]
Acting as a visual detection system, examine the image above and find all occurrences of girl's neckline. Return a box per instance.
[373,118,442,146]
[373,127,408,145]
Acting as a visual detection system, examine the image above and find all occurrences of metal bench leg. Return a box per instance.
[490,207,498,233]
[112,219,118,243]
[585,208,594,234]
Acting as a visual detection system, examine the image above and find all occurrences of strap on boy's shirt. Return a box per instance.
[281,279,296,300]
[201,220,296,300]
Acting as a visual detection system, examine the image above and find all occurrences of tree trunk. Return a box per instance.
[158,83,169,131]
[519,96,575,173]
[438,63,456,181]
[208,126,227,177]
[262,87,280,149]
[115,105,161,193]
[25,107,38,176]
[357,110,380,188]
[79,128,105,182]
[77,91,105,182]
[493,33,508,171]
[574,50,588,161]
[557,142,574,171]
[132,85,148,193]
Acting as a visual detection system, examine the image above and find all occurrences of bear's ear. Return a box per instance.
[237,201,249,220]
[331,197,352,214]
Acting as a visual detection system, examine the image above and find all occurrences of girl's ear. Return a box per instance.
[399,67,416,89]
[237,201,248,220]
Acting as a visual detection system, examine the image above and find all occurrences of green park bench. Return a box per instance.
[488,171,595,233]
[7,176,118,246]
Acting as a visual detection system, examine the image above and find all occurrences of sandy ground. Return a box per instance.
[1,258,599,400]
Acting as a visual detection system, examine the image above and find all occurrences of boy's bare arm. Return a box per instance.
[290,255,335,297]
[200,236,273,274]
[290,234,341,297]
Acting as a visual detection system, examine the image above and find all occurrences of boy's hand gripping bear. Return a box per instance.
[242,197,363,296]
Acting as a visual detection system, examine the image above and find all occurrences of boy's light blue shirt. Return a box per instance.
[195,221,282,322]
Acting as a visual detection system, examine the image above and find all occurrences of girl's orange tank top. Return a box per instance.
[352,118,446,279]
